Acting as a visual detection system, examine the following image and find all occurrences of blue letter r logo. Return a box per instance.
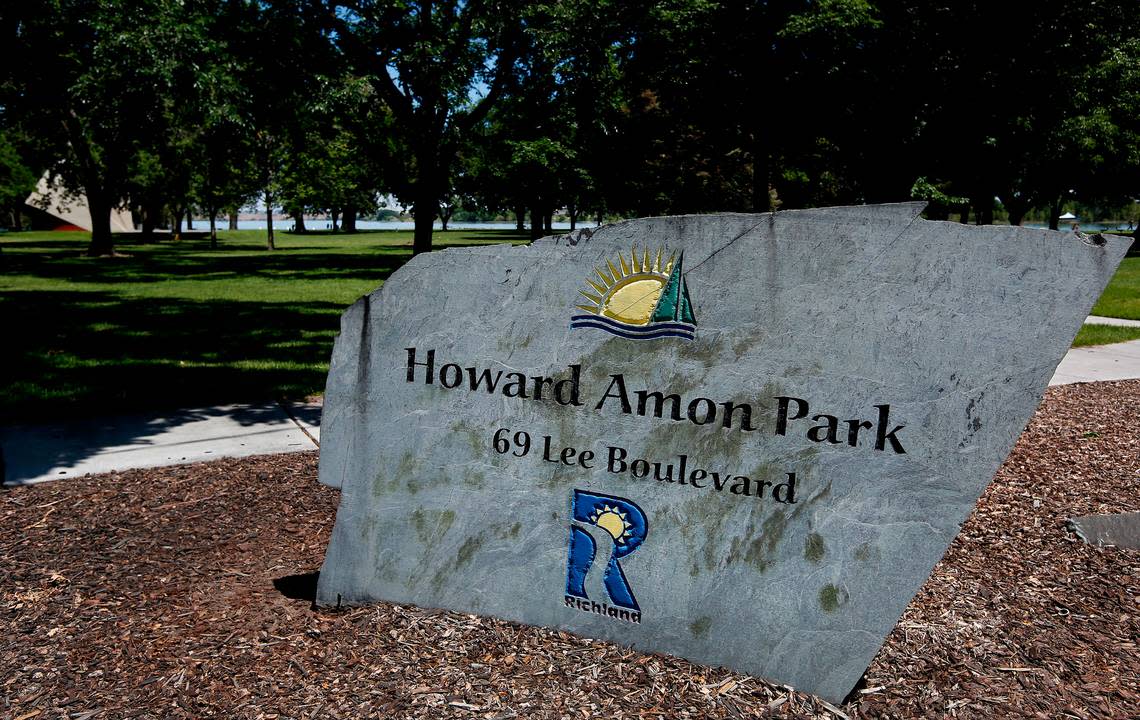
[565,489,648,611]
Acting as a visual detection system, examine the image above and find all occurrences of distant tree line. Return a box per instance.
[1,0,1137,256]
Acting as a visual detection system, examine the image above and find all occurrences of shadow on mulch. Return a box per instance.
[273,571,320,602]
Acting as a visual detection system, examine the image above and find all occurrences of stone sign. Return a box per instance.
[315,203,1129,702]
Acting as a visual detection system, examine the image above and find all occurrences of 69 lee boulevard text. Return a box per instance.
[490,428,799,504]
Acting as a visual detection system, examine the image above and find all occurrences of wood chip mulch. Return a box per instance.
[2,380,1138,719]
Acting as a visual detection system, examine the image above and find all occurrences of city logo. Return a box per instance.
[564,489,648,623]
[571,246,697,340]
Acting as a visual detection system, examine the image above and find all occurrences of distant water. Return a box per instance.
[208,220,599,231]
[1023,222,1133,232]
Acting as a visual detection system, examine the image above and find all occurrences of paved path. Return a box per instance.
[1049,338,1140,386]
[1085,315,1140,328]
[1046,315,1140,386]
[2,402,320,486]
[3,316,1138,486]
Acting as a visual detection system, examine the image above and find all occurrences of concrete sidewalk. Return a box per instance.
[1085,315,1140,328]
[1048,338,1140,386]
[3,325,1138,486]
[1,401,320,486]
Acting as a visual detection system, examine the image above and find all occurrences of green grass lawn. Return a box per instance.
[1071,323,1140,347]
[0,229,527,423]
[1,230,1136,423]
[1090,255,1140,320]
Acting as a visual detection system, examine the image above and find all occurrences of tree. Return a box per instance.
[318,0,525,253]
[865,1,1140,227]
[0,130,37,230]
[3,0,213,255]
[275,75,391,234]
[772,0,885,207]
[474,21,573,239]
[191,116,259,248]
[127,10,213,243]
[1047,38,1140,232]
[611,0,754,215]
[602,0,882,215]
[214,0,336,250]
[473,0,630,233]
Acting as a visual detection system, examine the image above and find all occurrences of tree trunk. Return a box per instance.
[67,120,113,255]
[544,211,553,234]
[1006,197,1028,227]
[292,210,307,233]
[1049,197,1062,231]
[530,206,543,241]
[332,209,340,231]
[86,190,114,256]
[343,206,357,233]
[209,211,218,250]
[228,210,239,230]
[412,188,438,254]
[439,202,453,231]
[515,205,526,232]
[141,205,157,242]
[973,194,994,225]
[266,190,276,251]
[752,131,770,213]
[924,205,950,221]
[173,207,184,240]
[263,136,276,250]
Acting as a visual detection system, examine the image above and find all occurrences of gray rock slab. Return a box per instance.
[314,204,1129,702]
[1,403,317,486]
[1068,512,1140,549]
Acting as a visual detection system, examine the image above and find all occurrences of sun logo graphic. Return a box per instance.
[565,489,648,621]
[571,246,697,340]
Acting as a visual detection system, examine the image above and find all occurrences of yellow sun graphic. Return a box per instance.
[590,505,634,544]
[576,247,677,325]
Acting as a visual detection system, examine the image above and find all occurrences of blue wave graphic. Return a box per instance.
[571,314,695,341]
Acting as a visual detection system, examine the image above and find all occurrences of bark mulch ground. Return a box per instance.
[2,380,1138,719]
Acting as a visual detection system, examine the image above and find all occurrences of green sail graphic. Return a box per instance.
[650,252,697,324]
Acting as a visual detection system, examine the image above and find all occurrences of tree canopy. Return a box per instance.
[2,0,1137,254]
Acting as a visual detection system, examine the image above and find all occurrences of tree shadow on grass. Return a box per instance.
[2,243,409,285]
[1,230,531,285]
[0,231,536,425]
[0,230,530,482]
[1,290,352,419]
[0,289,356,482]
